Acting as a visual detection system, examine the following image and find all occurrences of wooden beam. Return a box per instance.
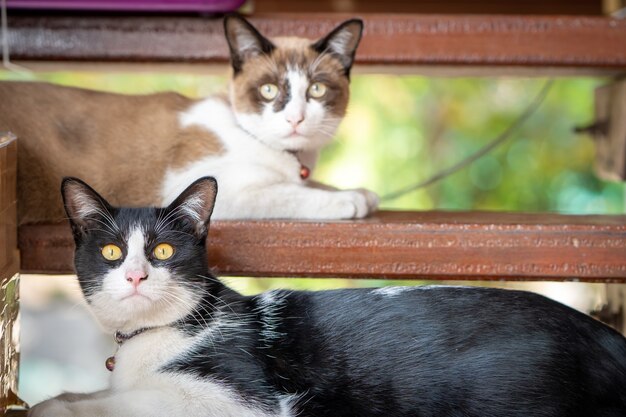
[253,0,605,15]
[18,211,626,282]
[6,14,626,74]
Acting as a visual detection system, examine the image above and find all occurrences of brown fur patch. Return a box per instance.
[0,82,223,224]
[230,36,350,118]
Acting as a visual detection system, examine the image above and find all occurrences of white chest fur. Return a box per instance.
[111,327,188,389]
[29,326,295,417]
[160,97,378,220]
[161,98,311,219]
[109,327,294,417]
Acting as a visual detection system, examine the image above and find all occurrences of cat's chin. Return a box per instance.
[88,286,199,333]
[88,294,164,332]
[273,133,333,153]
[120,292,153,303]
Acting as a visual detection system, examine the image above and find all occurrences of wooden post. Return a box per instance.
[589,80,626,334]
[593,79,626,181]
[0,133,25,413]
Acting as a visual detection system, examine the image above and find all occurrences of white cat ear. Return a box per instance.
[312,19,363,76]
[224,14,275,74]
[62,177,113,237]
[166,177,218,238]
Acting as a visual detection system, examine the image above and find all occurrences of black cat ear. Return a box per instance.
[165,177,218,238]
[224,14,275,75]
[312,19,363,77]
[61,177,115,238]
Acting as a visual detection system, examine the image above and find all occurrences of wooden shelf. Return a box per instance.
[6,13,626,75]
[18,210,626,282]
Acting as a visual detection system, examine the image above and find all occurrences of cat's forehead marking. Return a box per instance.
[279,70,308,114]
[126,227,147,260]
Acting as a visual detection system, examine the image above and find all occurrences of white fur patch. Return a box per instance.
[372,285,473,297]
[371,286,415,297]
[255,291,288,348]
[73,193,101,218]
[327,29,354,55]
[180,195,203,222]
[32,326,297,417]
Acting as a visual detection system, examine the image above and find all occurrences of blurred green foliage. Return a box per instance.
[2,70,624,292]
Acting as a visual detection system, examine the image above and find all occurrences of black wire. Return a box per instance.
[381,79,555,202]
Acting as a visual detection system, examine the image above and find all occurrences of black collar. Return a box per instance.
[114,327,153,345]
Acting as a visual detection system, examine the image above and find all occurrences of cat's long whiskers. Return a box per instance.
[154,203,194,233]
[310,46,333,73]
[65,214,119,236]
[192,278,241,317]
[84,227,118,237]
[154,205,184,233]
[154,207,195,234]
[93,207,120,233]
[159,288,215,331]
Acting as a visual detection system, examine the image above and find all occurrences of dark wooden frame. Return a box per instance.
[6,13,626,74]
[18,211,626,281]
[3,12,626,281]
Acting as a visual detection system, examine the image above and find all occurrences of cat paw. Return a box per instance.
[326,190,370,219]
[28,398,73,417]
[352,188,379,213]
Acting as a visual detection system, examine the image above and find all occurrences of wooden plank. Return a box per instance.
[6,14,626,73]
[253,0,605,15]
[18,211,626,282]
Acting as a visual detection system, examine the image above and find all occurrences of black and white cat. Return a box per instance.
[30,176,626,417]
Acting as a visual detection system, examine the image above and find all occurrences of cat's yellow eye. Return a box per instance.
[101,244,123,261]
[308,82,327,98]
[259,83,279,101]
[153,243,175,260]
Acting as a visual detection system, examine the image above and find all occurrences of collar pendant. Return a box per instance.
[105,328,151,372]
[300,164,310,180]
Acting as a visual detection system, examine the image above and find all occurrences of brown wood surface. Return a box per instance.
[0,134,22,412]
[0,134,19,280]
[253,0,605,15]
[6,13,626,72]
[18,211,626,281]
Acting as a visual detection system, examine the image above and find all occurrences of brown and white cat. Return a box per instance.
[0,16,378,224]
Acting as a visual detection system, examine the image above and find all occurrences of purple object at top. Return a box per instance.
[6,0,246,12]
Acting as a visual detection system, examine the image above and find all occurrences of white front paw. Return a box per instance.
[327,190,370,219]
[353,188,379,212]
[28,398,73,417]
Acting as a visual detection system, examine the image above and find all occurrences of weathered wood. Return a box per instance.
[5,14,626,74]
[0,134,18,279]
[593,80,626,181]
[0,133,23,413]
[254,0,605,15]
[18,211,626,281]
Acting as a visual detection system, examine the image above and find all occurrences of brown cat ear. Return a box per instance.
[312,19,363,77]
[61,177,115,238]
[165,177,218,238]
[224,14,275,75]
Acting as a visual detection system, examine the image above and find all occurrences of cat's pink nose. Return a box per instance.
[286,113,304,128]
[126,270,148,287]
